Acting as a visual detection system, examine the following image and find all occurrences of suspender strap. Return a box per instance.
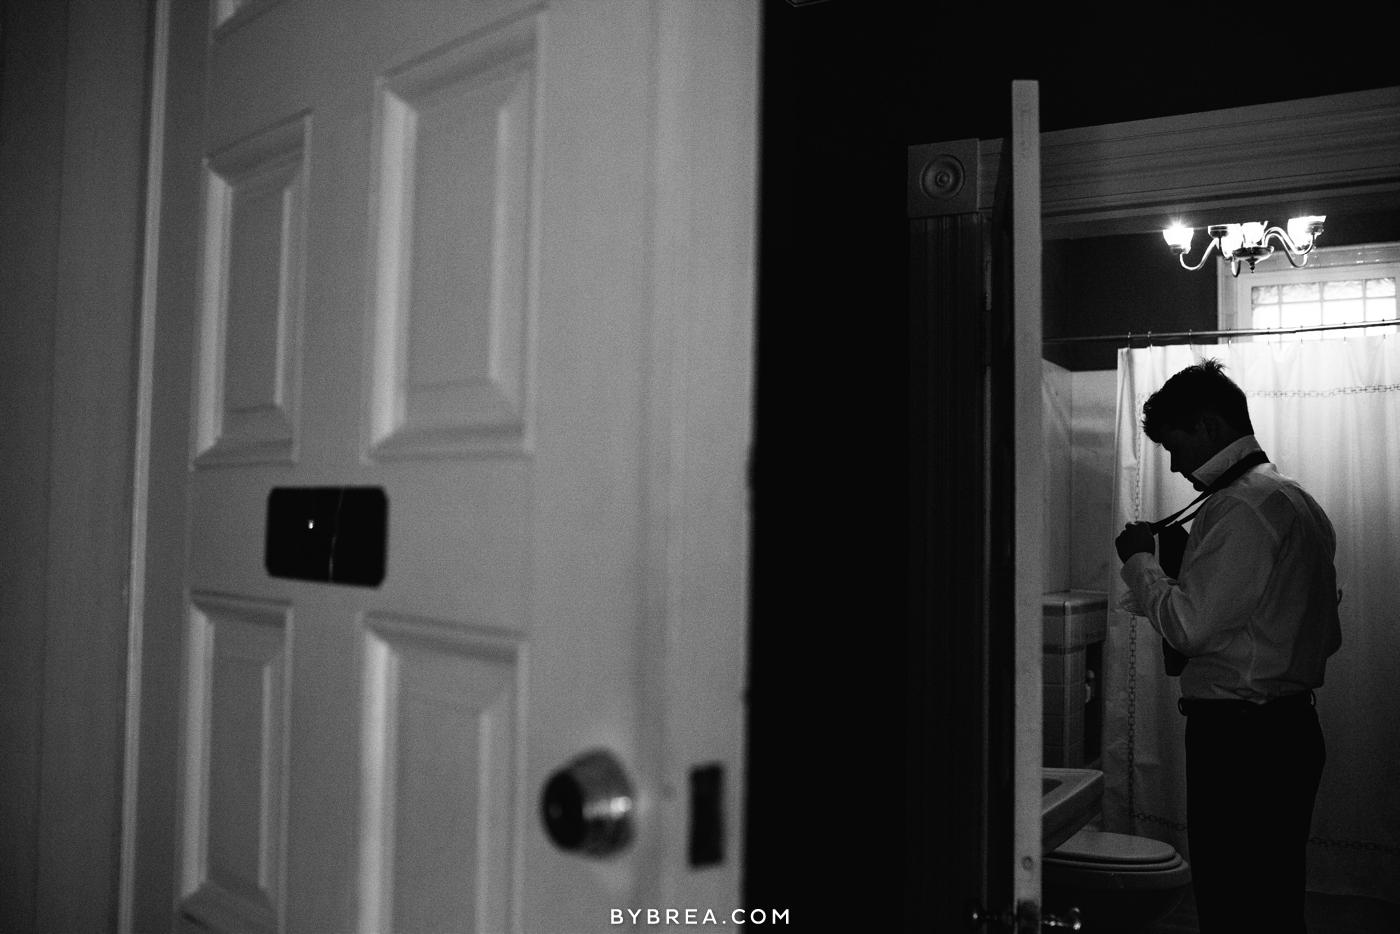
[1149,449,1270,533]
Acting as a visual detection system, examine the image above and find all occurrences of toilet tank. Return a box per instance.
[1043,590,1107,768]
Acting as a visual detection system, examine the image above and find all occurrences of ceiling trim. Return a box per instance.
[973,86,1400,239]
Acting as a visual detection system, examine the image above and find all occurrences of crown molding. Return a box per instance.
[972,86,1400,239]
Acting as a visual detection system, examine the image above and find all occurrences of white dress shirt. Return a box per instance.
[1121,435,1343,702]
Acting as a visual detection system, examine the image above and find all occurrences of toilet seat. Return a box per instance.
[1044,830,1192,891]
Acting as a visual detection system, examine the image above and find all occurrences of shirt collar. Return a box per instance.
[1192,434,1263,488]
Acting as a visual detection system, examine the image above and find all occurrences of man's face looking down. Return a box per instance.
[1160,418,1228,492]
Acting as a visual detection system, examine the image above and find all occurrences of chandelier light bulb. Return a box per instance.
[1240,222,1267,246]
[1220,224,1244,256]
[1287,215,1326,248]
[1162,224,1194,253]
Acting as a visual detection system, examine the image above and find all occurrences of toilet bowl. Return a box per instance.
[1042,829,1191,934]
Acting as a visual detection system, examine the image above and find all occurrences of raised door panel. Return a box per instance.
[359,613,521,934]
[194,114,309,467]
[179,594,291,934]
[367,17,537,459]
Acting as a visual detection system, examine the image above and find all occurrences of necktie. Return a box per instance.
[1149,449,1270,676]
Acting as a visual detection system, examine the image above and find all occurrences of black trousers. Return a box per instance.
[1183,694,1325,934]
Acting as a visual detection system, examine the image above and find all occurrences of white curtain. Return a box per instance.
[1103,336,1400,904]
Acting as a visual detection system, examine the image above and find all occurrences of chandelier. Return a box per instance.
[1163,216,1326,277]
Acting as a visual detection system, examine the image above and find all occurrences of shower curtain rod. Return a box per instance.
[1043,317,1400,346]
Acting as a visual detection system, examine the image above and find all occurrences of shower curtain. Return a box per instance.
[1103,336,1400,905]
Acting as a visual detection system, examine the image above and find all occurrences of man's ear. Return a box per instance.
[1198,411,1228,441]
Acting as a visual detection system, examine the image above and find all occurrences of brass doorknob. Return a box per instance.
[541,749,635,858]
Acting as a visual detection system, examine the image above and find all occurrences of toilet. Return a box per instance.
[1041,592,1192,933]
[1043,828,1192,933]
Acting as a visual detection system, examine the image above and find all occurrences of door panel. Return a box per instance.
[193,113,308,467]
[358,613,521,934]
[179,593,291,934]
[367,17,536,458]
[135,3,758,933]
[183,5,572,929]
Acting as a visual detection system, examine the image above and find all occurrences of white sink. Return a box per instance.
[1042,767,1103,854]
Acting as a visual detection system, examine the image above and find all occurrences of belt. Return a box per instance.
[1177,691,1315,718]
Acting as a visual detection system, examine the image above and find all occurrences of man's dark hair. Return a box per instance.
[1141,358,1254,442]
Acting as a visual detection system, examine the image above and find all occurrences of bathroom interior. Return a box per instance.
[1036,204,1400,933]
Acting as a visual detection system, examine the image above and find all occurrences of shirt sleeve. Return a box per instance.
[1119,495,1279,655]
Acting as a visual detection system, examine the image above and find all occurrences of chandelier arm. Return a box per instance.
[1267,227,1303,253]
[1268,227,1317,257]
[1178,237,1220,272]
[1281,248,1310,269]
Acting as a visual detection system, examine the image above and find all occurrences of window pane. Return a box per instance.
[1248,303,1282,324]
[1280,302,1321,330]
[1365,296,1397,322]
[1323,299,1364,325]
[1281,282,1321,303]
[1323,279,1364,300]
[1237,266,1398,342]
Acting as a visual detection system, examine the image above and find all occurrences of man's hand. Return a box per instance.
[1116,521,1156,563]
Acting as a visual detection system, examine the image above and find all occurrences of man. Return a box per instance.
[1115,359,1341,934]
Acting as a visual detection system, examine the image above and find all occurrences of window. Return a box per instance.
[1218,242,1399,341]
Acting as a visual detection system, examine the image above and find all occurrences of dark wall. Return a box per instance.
[1043,234,1218,371]
[900,14,1400,146]
[1044,210,1400,371]
[0,3,150,932]
[0,4,68,930]
[746,1,907,925]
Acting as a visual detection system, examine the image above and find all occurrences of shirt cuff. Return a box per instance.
[1123,551,1160,580]
[1118,552,1162,613]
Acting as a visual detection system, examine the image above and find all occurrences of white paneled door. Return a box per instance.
[130,3,757,933]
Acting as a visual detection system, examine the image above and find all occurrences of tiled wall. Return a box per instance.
[1043,590,1107,768]
[1069,370,1116,594]
[1042,365,1115,765]
[1043,363,1117,595]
